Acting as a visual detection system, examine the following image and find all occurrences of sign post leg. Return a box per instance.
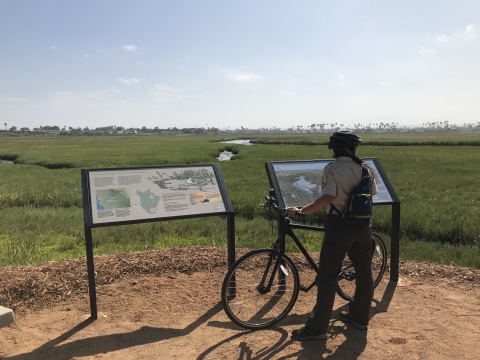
[390,203,400,282]
[85,226,98,320]
[227,213,236,297]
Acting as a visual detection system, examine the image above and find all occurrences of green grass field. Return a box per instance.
[1,133,479,268]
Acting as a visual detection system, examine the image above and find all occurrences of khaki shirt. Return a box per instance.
[321,157,378,214]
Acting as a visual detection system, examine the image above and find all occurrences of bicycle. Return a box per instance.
[221,190,388,330]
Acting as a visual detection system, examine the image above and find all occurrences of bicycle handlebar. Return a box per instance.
[263,195,305,219]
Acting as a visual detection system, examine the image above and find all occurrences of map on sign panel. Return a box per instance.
[89,166,226,224]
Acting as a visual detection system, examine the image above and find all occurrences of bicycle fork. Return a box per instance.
[256,245,285,295]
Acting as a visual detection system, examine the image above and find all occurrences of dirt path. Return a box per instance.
[1,247,479,359]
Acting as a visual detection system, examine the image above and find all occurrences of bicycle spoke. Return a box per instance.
[222,250,299,329]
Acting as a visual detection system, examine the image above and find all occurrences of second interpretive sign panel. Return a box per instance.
[266,157,398,208]
[83,164,231,227]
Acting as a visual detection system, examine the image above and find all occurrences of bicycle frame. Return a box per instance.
[246,193,365,297]
[222,193,388,329]
[263,210,325,294]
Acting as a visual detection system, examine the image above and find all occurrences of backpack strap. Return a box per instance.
[359,164,371,189]
[329,203,340,215]
[361,164,369,178]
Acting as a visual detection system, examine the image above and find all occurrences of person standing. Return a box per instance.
[287,130,378,340]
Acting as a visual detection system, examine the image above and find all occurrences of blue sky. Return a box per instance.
[1,1,479,130]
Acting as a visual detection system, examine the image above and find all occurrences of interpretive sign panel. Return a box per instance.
[82,164,231,227]
[265,157,401,283]
[81,163,235,319]
[266,157,397,208]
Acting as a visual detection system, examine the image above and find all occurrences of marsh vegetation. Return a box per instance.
[0,133,479,268]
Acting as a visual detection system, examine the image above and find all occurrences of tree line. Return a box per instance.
[3,121,480,135]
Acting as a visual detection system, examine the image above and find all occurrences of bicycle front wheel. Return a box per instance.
[337,233,388,302]
[221,249,300,330]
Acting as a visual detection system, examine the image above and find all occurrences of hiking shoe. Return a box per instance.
[340,311,368,330]
[291,326,327,341]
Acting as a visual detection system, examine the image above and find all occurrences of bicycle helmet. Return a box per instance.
[327,131,362,152]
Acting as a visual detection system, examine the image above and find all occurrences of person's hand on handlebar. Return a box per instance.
[286,206,302,218]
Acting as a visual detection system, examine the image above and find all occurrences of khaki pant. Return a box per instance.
[305,214,374,333]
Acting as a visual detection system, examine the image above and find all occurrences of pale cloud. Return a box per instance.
[436,35,448,43]
[227,72,261,82]
[397,60,427,76]
[280,91,296,97]
[84,53,90,59]
[436,24,476,43]
[420,47,436,56]
[47,90,121,110]
[150,84,186,105]
[454,24,476,42]
[122,44,137,52]
[49,92,94,109]
[329,73,352,89]
[118,77,141,85]
[213,67,263,82]
[51,45,57,50]
[0,95,27,104]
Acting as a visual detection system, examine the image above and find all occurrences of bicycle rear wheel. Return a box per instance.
[221,249,300,330]
[337,233,388,302]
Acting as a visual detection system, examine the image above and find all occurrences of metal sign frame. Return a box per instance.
[81,163,235,319]
[265,157,401,282]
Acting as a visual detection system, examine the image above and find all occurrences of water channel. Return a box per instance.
[217,139,253,161]
[1,140,253,163]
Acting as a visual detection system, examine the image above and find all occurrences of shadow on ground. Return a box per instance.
[4,303,224,360]
[200,280,397,359]
[4,282,397,360]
